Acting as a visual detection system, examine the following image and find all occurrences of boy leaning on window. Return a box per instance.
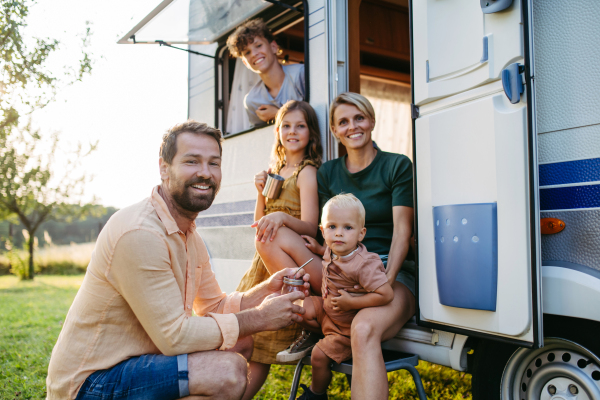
[227,19,305,128]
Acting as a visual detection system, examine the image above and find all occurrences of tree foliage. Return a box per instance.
[0,0,95,279]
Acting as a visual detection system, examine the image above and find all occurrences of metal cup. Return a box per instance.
[262,173,285,199]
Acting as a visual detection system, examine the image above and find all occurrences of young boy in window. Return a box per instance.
[227,19,305,128]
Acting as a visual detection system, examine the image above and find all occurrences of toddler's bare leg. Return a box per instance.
[298,296,321,332]
[310,346,333,394]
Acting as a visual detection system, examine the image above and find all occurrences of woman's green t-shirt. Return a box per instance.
[317,150,414,256]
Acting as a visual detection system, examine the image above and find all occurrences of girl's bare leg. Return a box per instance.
[349,282,415,400]
[241,361,270,400]
[256,227,323,295]
[310,346,333,394]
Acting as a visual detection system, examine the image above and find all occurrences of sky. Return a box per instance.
[26,0,189,209]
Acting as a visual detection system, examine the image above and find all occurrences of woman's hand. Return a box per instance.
[252,212,288,243]
[330,289,354,312]
[254,169,270,194]
[301,235,325,256]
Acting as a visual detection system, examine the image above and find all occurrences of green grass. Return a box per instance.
[0,275,471,399]
[0,276,83,400]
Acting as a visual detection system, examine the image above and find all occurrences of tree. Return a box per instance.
[1,0,95,279]
[0,124,101,279]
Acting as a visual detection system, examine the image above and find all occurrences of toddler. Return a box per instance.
[296,193,394,400]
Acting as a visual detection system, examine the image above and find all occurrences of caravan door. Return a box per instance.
[411,0,543,347]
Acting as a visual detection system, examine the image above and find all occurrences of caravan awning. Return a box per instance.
[118,0,270,45]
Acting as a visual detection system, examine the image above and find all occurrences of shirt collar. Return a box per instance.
[327,243,365,262]
[151,185,197,235]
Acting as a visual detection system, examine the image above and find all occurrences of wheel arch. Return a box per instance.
[542,263,600,324]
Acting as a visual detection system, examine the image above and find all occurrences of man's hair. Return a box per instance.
[322,193,366,227]
[159,120,223,164]
[329,92,376,130]
[226,19,275,58]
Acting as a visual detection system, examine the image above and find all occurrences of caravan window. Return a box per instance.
[217,15,306,137]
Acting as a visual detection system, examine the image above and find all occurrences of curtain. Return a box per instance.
[360,77,413,160]
[227,59,261,134]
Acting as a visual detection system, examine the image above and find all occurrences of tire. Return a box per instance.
[471,315,600,400]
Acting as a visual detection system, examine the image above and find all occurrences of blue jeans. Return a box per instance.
[75,354,189,400]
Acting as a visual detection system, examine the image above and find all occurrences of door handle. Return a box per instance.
[480,0,513,14]
[501,63,525,104]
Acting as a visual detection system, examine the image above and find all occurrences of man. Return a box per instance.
[226,19,305,127]
[46,121,309,400]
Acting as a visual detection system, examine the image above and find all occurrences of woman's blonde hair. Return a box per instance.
[322,193,366,227]
[271,100,323,173]
[328,92,376,130]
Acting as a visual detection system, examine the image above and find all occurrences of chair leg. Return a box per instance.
[289,359,306,400]
[403,365,428,400]
[345,373,352,387]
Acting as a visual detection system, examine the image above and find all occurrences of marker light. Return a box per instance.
[540,218,565,234]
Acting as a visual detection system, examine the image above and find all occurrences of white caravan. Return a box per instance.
[120,0,600,398]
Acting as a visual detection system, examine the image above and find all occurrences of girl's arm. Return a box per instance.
[254,166,319,242]
[330,284,394,311]
[385,206,414,284]
[254,170,268,221]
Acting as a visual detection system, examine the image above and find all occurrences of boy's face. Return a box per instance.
[320,206,366,257]
[240,35,279,74]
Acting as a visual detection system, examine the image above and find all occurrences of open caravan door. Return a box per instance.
[410,0,543,347]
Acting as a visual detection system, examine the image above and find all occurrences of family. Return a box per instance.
[46,19,415,400]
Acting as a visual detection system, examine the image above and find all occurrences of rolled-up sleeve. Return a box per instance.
[193,261,244,349]
[107,230,232,355]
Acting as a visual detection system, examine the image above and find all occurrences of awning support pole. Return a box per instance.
[156,40,215,58]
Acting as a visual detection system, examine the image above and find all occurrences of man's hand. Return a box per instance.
[330,289,355,312]
[257,292,305,330]
[255,104,279,123]
[237,291,305,336]
[266,268,310,296]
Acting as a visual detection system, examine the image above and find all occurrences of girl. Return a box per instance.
[236,100,324,399]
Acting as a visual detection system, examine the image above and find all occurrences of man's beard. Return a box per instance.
[170,176,220,213]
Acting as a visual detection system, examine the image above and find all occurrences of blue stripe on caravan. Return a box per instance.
[539,157,600,186]
[539,184,600,210]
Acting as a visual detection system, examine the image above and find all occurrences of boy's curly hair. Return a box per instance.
[226,19,276,58]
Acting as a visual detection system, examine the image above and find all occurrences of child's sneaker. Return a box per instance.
[276,330,322,362]
[297,384,328,400]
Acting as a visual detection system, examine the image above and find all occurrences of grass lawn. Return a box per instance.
[0,275,472,400]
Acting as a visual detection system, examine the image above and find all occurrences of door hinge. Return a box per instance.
[411,104,420,119]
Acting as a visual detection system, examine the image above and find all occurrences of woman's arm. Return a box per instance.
[254,166,319,242]
[330,284,394,311]
[385,206,414,284]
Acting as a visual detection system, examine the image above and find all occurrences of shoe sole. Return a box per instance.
[275,345,315,362]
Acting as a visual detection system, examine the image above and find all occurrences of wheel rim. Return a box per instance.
[501,338,600,400]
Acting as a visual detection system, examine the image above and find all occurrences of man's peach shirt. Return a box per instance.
[46,186,243,399]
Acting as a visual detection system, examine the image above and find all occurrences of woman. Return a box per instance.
[257,92,415,399]
[315,92,416,399]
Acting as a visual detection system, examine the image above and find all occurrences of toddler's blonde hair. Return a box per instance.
[322,193,366,227]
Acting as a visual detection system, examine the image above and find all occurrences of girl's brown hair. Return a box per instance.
[271,100,323,173]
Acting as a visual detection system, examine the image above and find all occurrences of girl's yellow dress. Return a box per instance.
[236,160,315,364]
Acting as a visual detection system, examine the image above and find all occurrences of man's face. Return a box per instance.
[240,35,279,74]
[160,132,222,213]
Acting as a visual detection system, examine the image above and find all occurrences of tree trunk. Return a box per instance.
[26,234,34,280]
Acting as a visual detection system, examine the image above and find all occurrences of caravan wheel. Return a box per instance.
[471,315,600,400]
